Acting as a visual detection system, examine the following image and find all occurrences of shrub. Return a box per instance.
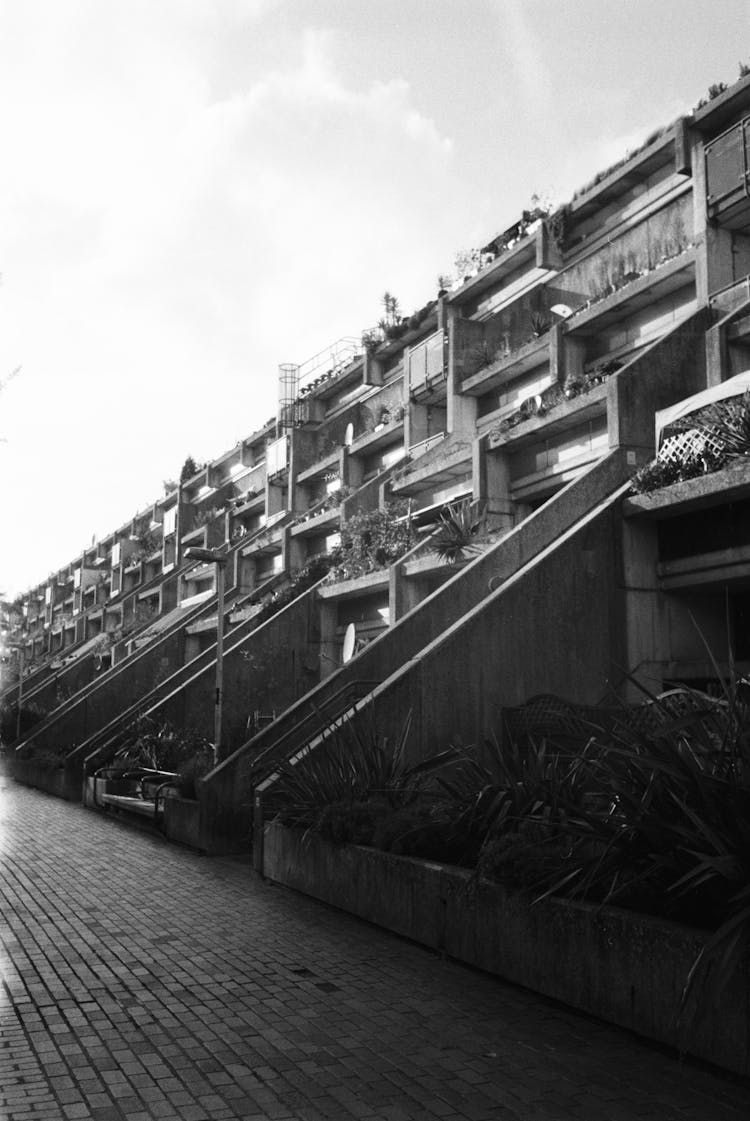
[255,553,338,625]
[267,708,463,848]
[495,675,750,1018]
[631,391,750,494]
[327,503,415,583]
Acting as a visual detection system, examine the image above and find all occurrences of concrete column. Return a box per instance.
[473,435,514,532]
[318,600,338,678]
[284,525,306,572]
[341,446,364,490]
[704,321,726,387]
[691,122,734,304]
[560,333,586,387]
[446,308,477,438]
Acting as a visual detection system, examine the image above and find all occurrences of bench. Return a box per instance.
[93,766,180,824]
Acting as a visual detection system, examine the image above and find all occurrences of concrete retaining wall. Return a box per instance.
[9,758,80,802]
[263,821,750,1078]
[163,796,202,851]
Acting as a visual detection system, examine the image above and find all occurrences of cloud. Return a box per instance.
[0,12,458,596]
[496,0,552,115]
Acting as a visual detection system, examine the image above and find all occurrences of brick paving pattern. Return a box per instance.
[1,780,750,1121]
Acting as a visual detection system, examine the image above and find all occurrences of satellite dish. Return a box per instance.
[342,623,357,663]
[550,304,573,319]
[344,422,354,447]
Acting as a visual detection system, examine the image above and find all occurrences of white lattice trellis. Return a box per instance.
[657,426,724,467]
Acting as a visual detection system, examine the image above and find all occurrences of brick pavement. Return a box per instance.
[1,780,750,1121]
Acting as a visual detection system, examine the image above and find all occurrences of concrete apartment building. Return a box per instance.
[4,73,750,851]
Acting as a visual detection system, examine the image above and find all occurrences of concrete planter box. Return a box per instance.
[10,758,79,801]
[163,795,202,851]
[263,821,750,1078]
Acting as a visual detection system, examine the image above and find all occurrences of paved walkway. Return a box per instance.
[1,783,750,1121]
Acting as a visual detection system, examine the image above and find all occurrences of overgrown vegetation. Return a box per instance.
[255,554,339,625]
[631,390,750,494]
[266,710,466,859]
[268,672,750,1015]
[327,502,416,583]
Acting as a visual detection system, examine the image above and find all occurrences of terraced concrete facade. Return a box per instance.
[4,77,750,850]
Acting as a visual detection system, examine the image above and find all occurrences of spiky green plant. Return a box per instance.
[266,707,463,843]
[507,674,750,1023]
[433,499,486,565]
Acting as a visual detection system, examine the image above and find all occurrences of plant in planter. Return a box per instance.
[266,707,465,855]
[361,329,382,354]
[327,503,416,583]
[432,499,487,565]
[630,390,750,494]
[483,673,750,1020]
[528,309,550,338]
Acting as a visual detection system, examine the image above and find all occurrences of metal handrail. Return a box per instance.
[249,679,381,779]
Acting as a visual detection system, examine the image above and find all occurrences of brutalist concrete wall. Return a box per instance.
[554,194,694,308]
[352,494,626,763]
[157,586,320,750]
[203,449,633,839]
[21,623,191,760]
[9,758,79,802]
[163,796,202,851]
[21,652,99,720]
[609,307,710,453]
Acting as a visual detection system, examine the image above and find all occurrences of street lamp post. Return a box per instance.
[185,547,228,763]
[15,641,24,743]
[4,637,25,743]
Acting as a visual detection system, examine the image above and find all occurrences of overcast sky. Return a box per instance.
[2,0,750,599]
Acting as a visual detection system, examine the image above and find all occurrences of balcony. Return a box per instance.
[407,330,446,399]
[461,333,550,397]
[487,379,610,452]
[447,223,553,315]
[350,414,405,457]
[624,462,750,592]
[291,488,346,538]
[392,434,471,498]
[564,251,696,338]
[705,115,750,229]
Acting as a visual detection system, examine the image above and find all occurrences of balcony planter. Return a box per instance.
[262,821,750,1078]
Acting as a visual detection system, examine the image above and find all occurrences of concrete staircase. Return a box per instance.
[199,446,640,852]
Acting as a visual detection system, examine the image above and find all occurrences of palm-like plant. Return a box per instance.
[433,499,487,565]
[512,675,750,1023]
[266,707,463,838]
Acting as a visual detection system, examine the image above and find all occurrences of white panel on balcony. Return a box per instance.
[407,329,445,392]
[163,506,178,536]
[266,435,288,477]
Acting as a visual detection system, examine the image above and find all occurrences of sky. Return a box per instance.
[2,0,750,599]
